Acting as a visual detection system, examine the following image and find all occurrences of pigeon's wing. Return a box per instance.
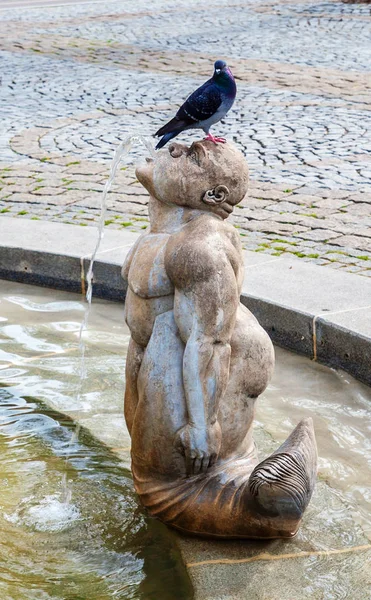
[155,115,190,137]
[155,80,222,137]
[178,80,222,123]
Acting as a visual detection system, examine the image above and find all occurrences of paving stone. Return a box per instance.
[30,186,65,196]
[294,229,342,242]
[331,235,371,252]
[64,163,108,175]
[288,194,322,206]
[313,198,352,210]
[348,192,371,203]
[265,201,301,213]
[341,203,371,217]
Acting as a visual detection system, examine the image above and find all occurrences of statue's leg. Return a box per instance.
[218,303,275,460]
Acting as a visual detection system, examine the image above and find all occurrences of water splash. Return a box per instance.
[5,494,81,532]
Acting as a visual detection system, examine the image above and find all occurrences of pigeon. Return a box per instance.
[154,60,237,150]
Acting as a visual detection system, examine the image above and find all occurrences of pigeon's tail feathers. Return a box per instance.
[155,117,189,138]
[155,131,179,150]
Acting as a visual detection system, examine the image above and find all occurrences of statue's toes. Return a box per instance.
[248,418,317,521]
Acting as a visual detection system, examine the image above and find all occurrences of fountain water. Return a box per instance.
[0,293,193,600]
[85,134,156,305]
[0,280,370,599]
[61,134,156,504]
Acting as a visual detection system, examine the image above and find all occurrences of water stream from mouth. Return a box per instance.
[61,134,155,503]
[85,134,155,305]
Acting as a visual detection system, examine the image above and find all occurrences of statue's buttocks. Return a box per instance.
[122,140,317,539]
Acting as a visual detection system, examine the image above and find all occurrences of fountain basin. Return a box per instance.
[0,280,370,600]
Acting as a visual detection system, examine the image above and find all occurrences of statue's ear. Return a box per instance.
[202,185,230,205]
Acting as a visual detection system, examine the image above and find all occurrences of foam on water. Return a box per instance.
[5,494,82,532]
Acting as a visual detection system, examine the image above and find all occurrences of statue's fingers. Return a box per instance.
[185,452,194,476]
[200,456,210,474]
[209,453,217,468]
[193,457,202,475]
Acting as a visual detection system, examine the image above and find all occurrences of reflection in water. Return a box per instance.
[0,280,371,599]
[0,281,193,600]
[258,349,371,541]
[0,388,193,600]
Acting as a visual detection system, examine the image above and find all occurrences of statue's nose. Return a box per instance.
[168,143,187,158]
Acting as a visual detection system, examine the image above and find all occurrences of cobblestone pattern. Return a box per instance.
[0,0,370,276]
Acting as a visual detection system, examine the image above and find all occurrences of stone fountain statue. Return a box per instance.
[122,140,317,539]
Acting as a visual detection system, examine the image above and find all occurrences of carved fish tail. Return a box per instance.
[132,419,317,539]
[132,456,258,538]
[248,418,317,532]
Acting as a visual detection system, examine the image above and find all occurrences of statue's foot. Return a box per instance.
[204,134,226,144]
[248,418,317,538]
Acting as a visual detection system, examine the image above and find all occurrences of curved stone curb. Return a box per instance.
[0,216,370,386]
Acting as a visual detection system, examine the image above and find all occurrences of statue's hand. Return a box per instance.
[175,422,222,476]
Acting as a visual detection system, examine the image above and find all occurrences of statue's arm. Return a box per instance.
[167,239,239,475]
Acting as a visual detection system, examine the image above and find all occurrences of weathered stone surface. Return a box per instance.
[121,141,317,539]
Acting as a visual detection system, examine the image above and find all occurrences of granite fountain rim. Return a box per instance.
[0,215,370,387]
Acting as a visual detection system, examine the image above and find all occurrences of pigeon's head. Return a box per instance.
[214,60,227,75]
[136,141,248,220]
[213,60,235,88]
[213,60,233,79]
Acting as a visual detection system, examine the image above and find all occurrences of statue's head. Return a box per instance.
[136,141,249,219]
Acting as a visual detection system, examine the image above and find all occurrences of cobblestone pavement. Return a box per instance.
[0,0,371,275]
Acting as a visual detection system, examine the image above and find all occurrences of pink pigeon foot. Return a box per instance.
[204,133,226,144]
